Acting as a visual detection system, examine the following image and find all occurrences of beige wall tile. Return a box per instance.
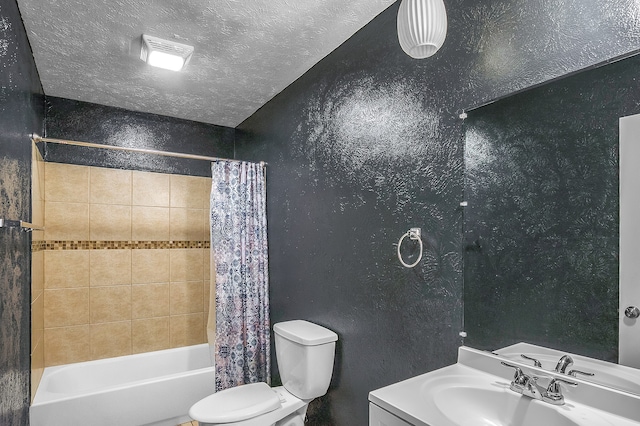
[90,167,132,205]
[35,146,45,190]
[31,292,44,349]
[170,313,204,348]
[44,250,90,289]
[201,177,212,210]
[132,283,170,319]
[90,250,131,286]
[44,325,91,366]
[131,206,170,241]
[170,208,205,241]
[204,250,211,281]
[90,322,131,360]
[32,142,42,174]
[31,226,44,242]
[90,204,131,241]
[170,175,204,208]
[44,288,89,327]
[32,231,45,242]
[133,171,170,207]
[32,250,44,299]
[90,286,132,324]
[32,188,44,240]
[44,202,89,240]
[204,280,212,317]
[132,317,170,354]
[32,173,42,206]
[170,281,204,315]
[31,340,44,403]
[45,162,89,203]
[203,208,211,241]
[170,249,204,282]
[132,249,170,284]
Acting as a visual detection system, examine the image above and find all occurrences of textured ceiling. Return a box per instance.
[16,0,397,128]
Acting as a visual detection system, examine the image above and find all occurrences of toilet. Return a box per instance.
[189,320,338,426]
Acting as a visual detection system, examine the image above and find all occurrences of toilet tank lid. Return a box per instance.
[274,320,338,345]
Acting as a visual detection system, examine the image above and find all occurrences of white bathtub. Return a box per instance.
[30,344,216,426]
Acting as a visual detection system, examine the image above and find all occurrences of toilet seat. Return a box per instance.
[189,382,281,423]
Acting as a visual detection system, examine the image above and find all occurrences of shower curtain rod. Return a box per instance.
[31,135,267,166]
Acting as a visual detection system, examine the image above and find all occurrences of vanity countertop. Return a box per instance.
[369,346,640,426]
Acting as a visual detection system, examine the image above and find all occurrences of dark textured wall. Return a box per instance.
[0,0,45,424]
[6,0,640,424]
[464,53,640,362]
[44,97,235,176]
[236,5,464,425]
[236,0,640,424]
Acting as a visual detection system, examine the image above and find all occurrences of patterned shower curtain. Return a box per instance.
[210,160,270,391]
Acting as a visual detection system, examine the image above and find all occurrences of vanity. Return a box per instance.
[369,345,640,426]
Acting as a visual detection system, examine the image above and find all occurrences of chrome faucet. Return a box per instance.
[502,362,542,399]
[555,355,574,373]
[555,354,594,378]
[502,361,578,405]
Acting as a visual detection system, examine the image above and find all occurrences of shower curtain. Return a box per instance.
[210,160,270,391]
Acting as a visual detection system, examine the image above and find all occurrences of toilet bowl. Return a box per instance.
[189,320,338,426]
[189,383,307,426]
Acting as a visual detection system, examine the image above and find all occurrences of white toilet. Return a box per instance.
[189,320,338,426]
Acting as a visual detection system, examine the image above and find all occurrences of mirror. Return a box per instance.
[462,50,640,394]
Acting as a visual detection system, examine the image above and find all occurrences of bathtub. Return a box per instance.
[30,344,216,426]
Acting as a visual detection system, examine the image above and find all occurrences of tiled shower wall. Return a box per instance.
[42,162,212,366]
[31,143,45,400]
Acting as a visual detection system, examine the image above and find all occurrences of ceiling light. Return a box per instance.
[140,34,194,71]
[397,0,447,59]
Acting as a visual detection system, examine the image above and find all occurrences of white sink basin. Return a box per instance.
[369,347,640,426]
[434,384,579,426]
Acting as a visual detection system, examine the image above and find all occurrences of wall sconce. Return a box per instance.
[397,0,447,59]
[140,34,194,71]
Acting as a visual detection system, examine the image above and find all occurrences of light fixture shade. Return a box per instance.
[397,0,447,59]
[140,34,194,71]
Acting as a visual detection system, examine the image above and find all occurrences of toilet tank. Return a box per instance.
[274,320,338,400]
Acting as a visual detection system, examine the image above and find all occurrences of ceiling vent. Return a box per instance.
[140,34,194,72]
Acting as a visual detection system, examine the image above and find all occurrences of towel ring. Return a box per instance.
[397,228,423,268]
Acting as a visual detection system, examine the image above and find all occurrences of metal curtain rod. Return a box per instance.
[31,135,267,165]
[0,219,44,232]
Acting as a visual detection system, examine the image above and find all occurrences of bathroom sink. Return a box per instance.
[433,384,579,426]
[420,374,589,426]
[369,347,640,426]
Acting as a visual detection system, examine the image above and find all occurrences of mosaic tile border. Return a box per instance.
[32,240,210,251]
[32,240,46,252]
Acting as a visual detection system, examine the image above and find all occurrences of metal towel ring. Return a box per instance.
[397,228,423,268]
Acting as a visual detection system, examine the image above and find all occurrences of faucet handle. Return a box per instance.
[568,369,594,378]
[548,376,578,388]
[544,377,578,405]
[525,375,540,393]
[501,361,526,385]
[521,354,542,368]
